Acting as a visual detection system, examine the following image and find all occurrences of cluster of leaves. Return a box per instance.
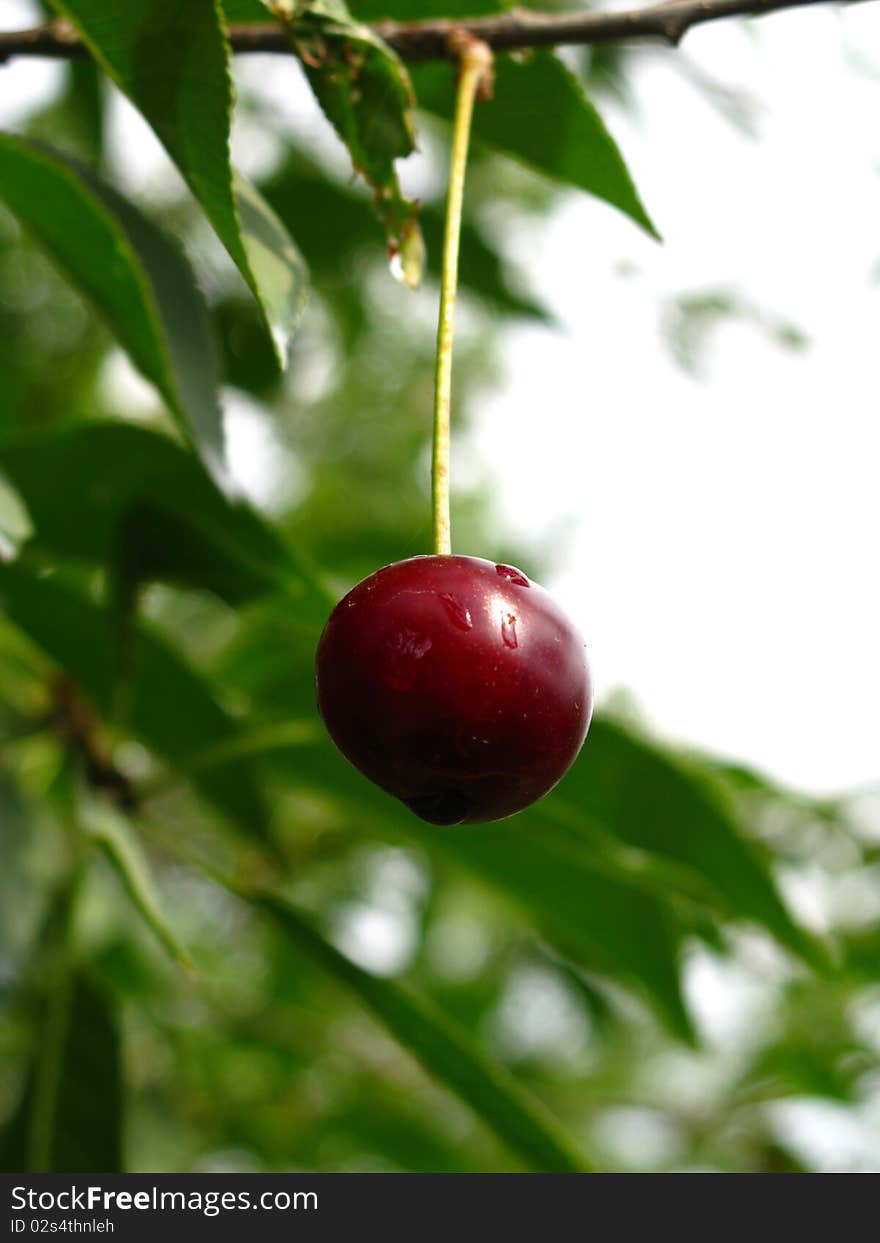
[0,0,877,1174]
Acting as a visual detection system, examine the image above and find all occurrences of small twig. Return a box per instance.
[50,673,138,813]
[0,0,866,66]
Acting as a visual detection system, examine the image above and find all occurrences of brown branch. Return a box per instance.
[51,673,138,813]
[0,0,865,66]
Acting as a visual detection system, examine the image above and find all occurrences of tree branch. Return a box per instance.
[51,673,138,813]
[0,0,865,66]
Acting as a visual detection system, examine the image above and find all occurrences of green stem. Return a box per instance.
[432,38,492,557]
[26,856,82,1172]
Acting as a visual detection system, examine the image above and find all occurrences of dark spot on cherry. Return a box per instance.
[315,555,592,824]
[403,789,476,825]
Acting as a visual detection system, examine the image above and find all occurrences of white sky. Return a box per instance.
[1,2,878,796]
[471,9,880,795]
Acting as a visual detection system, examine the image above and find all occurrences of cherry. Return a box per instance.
[315,555,592,825]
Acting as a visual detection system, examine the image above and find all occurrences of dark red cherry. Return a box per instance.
[315,555,592,825]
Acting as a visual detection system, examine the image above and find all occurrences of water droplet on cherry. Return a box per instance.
[495,564,530,587]
[439,592,473,631]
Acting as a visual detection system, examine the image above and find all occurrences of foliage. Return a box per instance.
[0,0,876,1175]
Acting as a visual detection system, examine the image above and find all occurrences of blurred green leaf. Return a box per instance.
[350,0,502,14]
[0,972,122,1173]
[220,0,270,15]
[244,887,588,1171]
[0,774,41,974]
[0,422,327,618]
[436,818,693,1041]
[661,287,809,378]
[413,52,659,240]
[0,469,32,559]
[0,206,108,438]
[550,717,824,968]
[737,978,870,1103]
[258,152,549,327]
[841,922,880,978]
[268,0,423,285]
[25,58,106,166]
[84,801,195,974]
[0,561,272,843]
[0,135,226,479]
[48,0,308,364]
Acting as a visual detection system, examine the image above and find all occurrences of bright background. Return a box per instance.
[470,11,880,795]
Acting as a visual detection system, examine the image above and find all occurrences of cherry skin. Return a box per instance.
[315,555,592,825]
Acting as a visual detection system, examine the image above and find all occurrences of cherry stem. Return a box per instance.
[432,37,492,557]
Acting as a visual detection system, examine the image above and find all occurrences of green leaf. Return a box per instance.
[258,151,549,326]
[221,0,273,15]
[26,58,106,166]
[0,561,272,843]
[244,887,588,1171]
[745,981,867,1102]
[48,0,308,363]
[84,800,196,973]
[0,469,32,560]
[549,716,824,968]
[413,52,659,240]
[350,0,502,14]
[0,422,328,618]
[267,0,423,286]
[436,817,693,1040]
[0,972,123,1173]
[0,134,226,479]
